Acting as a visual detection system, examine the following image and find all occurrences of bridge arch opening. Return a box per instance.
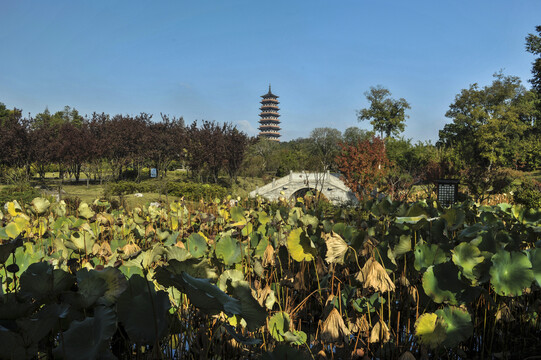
[291,187,329,202]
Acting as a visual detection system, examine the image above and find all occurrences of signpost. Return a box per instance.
[436,179,459,207]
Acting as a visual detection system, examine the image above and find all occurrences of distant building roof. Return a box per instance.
[261,84,279,98]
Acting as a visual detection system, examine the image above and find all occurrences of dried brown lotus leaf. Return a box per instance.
[294,271,306,291]
[369,320,390,343]
[96,241,112,260]
[360,236,377,257]
[257,285,272,307]
[357,258,396,293]
[92,242,100,255]
[316,256,328,277]
[262,244,275,267]
[399,274,410,287]
[320,308,351,343]
[324,232,348,264]
[348,315,369,333]
[174,241,185,249]
[145,223,155,237]
[122,242,141,257]
[408,286,418,304]
[357,315,370,332]
[495,304,515,323]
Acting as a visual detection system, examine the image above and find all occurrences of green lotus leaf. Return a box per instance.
[268,311,291,342]
[452,242,484,283]
[441,208,465,231]
[31,197,50,215]
[395,215,428,226]
[231,206,245,222]
[523,208,541,224]
[393,235,412,257]
[529,248,541,287]
[459,223,487,240]
[489,250,533,296]
[300,214,319,228]
[0,293,35,320]
[0,328,33,360]
[422,262,466,304]
[4,222,21,239]
[215,235,242,266]
[0,237,23,264]
[155,258,217,282]
[10,242,43,277]
[186,232,207,258]
[257,211,270,226]
[254,237,269,259]
[54,305,117,360]
[283,330,307,345]
[435,306,473,347]
[17,303,70,344]
[77,202,95,219]
[217,269,245,292]
[76,268,108,308]
[287,228,316,262]
[117,275,170,344]
[156,228,170,241]
[332,223,358,242]
[414,243,447,271]
[95,267,128,305]
[19,262,56,301]
[414,312,447,349]
[223,323,262,345]
[52,201,67,217]
[155,268,241,316]
[164,246,192,263]
[69,231,95,254]
[141,244,167,269]
[227,278,267,331]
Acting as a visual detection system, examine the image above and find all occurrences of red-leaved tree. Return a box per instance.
[335,136,389,200]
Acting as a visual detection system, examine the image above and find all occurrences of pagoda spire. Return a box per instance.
[258,86,281,141]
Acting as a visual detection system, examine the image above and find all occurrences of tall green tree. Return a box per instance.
[526,25,541,94]
[357,86,410,138]
[438,73,536,170]
[309,127,342,171]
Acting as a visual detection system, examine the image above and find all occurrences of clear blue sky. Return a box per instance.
[1,0,540,142]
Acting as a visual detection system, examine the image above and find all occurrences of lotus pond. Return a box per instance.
[0,196,540,359]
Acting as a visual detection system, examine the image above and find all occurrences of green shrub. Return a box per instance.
[514,178,541,208]
[0,185,41,207]
[166,182,227,201]
[104,181,139,196]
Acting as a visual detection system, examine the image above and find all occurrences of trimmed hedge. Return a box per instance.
[104,181,227,201]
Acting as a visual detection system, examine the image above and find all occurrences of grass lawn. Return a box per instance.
[37,173,266,210]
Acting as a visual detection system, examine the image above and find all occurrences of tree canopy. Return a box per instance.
[357,86,410,138]
[526,25,541,94]
[438,73,537,170]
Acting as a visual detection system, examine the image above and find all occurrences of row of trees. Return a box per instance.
[0,105,249,184]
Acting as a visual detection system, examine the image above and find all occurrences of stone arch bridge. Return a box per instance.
[249,171,357,205]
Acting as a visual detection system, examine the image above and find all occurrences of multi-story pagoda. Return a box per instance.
[258,85,281,141]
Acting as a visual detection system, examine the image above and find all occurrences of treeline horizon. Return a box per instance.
[0,104,250,184]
